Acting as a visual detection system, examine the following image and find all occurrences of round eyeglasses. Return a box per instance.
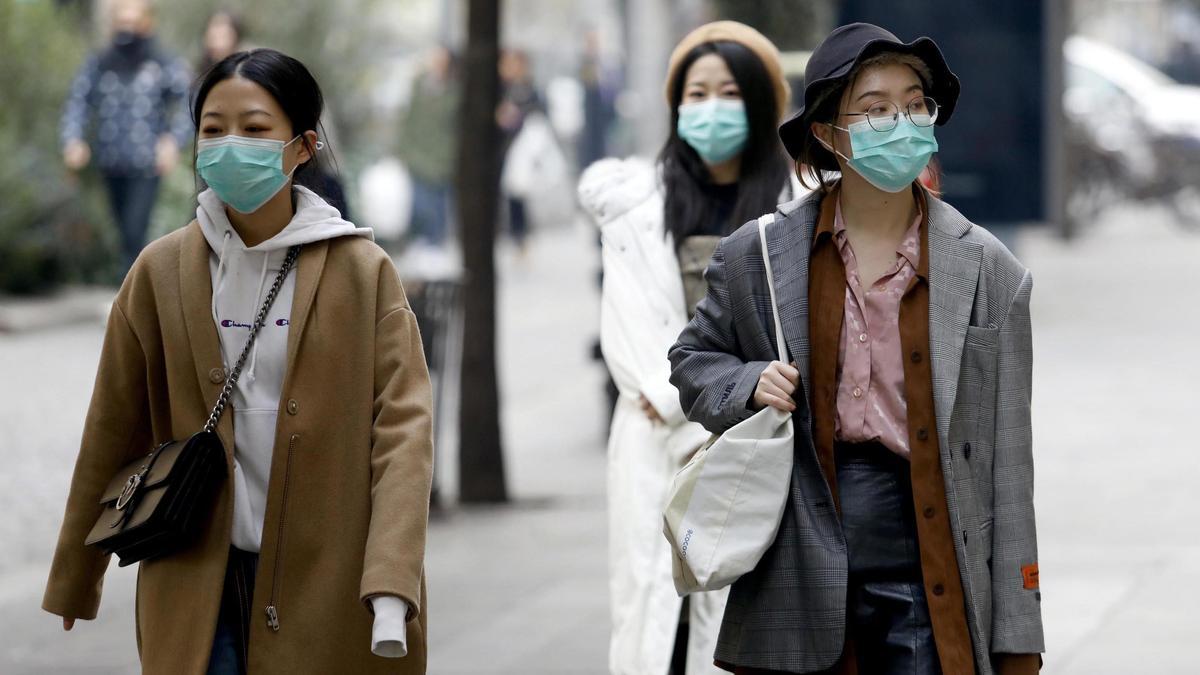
[841,96,939,132]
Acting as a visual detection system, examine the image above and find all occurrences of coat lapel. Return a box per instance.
[179,222,236,455]
[926,200,982,446]
[768,193,821,404]
[284,241,329,371]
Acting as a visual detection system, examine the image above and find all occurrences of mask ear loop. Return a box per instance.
[283,136,324,180]
[816,123,854,164]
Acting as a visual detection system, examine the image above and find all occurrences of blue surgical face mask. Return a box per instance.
[822,115,938,193]
[676,98,749,165]
[196,134,310,214]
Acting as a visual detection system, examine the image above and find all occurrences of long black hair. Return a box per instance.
[191,48,337,200]
[659,41,791,244]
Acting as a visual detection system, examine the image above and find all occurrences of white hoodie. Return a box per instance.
[198,185,410,657]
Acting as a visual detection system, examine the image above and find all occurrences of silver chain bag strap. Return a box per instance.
[85,245,302,566]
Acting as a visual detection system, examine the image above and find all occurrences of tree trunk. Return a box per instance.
[456,0,507,503]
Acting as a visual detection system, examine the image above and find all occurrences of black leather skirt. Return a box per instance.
[836,441,940,675]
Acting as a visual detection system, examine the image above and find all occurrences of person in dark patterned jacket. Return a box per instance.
[60,0,192,273]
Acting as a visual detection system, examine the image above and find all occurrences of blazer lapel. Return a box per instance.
[926,200,983,446]
[179,222,236,456]
[768,194,820,404]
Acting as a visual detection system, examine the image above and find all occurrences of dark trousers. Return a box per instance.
[507,196,528,245]
[206,548,259,675]
[101,172,160,272]
[836,441,940,675]
[410,175,451,245]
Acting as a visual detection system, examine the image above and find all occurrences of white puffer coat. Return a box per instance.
[579,156,726,675]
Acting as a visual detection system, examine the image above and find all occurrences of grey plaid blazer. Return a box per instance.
[668,190,1045,674]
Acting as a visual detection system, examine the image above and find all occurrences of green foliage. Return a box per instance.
[154,0,396,167]
[0,0,115,294]
[0,0,405,294]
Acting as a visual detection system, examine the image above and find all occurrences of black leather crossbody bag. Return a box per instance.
[84,245,301,567]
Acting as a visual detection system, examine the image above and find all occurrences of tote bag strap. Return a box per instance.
[756,213,789,364]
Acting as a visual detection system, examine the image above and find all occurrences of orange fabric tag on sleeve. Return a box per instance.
[1021,563,1039,590]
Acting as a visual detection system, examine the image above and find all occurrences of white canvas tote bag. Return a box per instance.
[662,212,795,595]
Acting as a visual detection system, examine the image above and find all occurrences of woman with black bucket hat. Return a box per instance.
[670,23,1043,675]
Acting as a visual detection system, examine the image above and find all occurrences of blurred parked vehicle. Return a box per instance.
[1065,35,1200,230]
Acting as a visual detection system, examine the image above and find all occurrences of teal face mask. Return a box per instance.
[825,116,938,193]
[676,98,748,165]
[196,135,305,214]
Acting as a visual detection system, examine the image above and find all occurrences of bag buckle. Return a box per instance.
[115,471,145,511]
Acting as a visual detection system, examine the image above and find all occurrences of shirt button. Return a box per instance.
[858,333,867,343]
[287,399,299,415]
[910,350,922,363]
[852,387,863,398]
[932,583,945,596]
[209,368,225,384]
[963,442,972,459]
[923,506,935,519]
[917,427,929,441]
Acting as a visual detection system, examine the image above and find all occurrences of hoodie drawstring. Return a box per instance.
[211,231,233,330]
[245,252,271,383]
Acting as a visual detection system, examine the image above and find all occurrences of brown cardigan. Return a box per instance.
[732,187,1037,675]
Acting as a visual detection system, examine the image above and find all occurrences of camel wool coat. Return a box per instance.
[42,221,434,674]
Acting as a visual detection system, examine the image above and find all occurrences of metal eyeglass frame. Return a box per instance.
[840,96,940,132]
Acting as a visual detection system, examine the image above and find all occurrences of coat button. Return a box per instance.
[910,350,922,363]
[209,368,225,384]
[963,442,972,459]
[923,506,935,519]
[932,583,945,596]
[917,427,929,441]
[287,399,298,415]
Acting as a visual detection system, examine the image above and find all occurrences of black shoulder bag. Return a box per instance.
[84,245,301,567]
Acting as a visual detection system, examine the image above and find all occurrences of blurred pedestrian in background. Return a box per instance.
[59,0,192,274]
[497,48,543,254]
[400,45,460,247]
[43,49,433,675]
[577,26,618,171]
[197,9,244,75]
[578,21,800,675]
[670,22,1043,675]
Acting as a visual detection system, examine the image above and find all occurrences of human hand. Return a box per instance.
[63,140,91,171]
[155,135,179,175]
[752,361,799,413]
[638,394,665,424]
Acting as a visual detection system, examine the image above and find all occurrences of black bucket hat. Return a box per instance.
[778,22,960,167]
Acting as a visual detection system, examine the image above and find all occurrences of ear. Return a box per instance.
[295,130,319,167]
[810,121,834,153]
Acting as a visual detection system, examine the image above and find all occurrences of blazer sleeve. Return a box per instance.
[668,235,771,434]
[43,300,152,620]
[359,262,434,617]
[990,269,1045,654]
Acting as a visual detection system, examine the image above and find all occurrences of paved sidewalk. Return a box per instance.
[0,288,114,334]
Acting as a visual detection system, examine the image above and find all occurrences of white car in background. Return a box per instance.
[1064,35,1200,226]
